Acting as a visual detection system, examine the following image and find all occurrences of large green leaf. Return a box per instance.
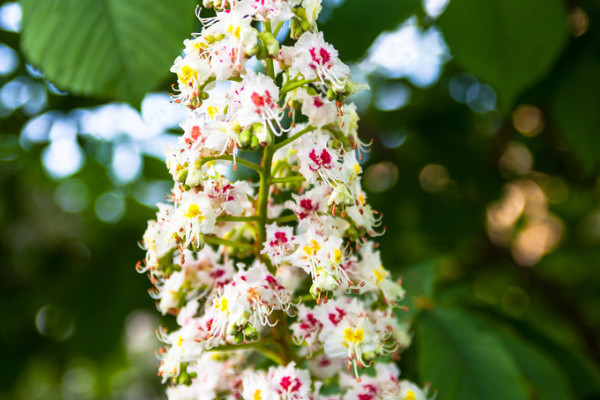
[496,329,576,400]
[21,0,198,104]
[553,59,600,173]
[438,0,567,111]
[324,0,420,61]
[416,308,528,400]
[398,259,438,321]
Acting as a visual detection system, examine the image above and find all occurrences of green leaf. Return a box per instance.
[477,307,600,399]
[323,0,420,61]
[438,0,567,111]
[398,260,438,321]
[553,59,600,173]
[416,308,528,400]
[496,329,576,400]
[21,0,198,105]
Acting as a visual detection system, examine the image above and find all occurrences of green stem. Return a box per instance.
[209,339,283,365]
[197,155,261,173]
[271,310,301,365]
[271,175,305,184]
[274,125,316,150]
[294,294,316,304]
[264,21,275,79]
[217,215,259,222]
[203,236,255,251]
[257,136,275,273]
[268,214,299,224]
[280,78,318,96]
[273,21,284,37]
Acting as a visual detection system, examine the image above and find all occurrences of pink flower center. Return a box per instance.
[309,47,331,69]
[309,149,333,169]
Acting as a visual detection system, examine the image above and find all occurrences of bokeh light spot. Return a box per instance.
[512,104,545,137]
[419,164,450,193]
[95,192,125,223]
[35,305,75,342]
[0,2,21,32]
[364,162,399,193]
[499,142,533,176]
[54,179,90,213]
[0,43,18,76]
[569,7,589,37]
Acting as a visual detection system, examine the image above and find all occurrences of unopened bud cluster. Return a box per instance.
[140,1,429,399]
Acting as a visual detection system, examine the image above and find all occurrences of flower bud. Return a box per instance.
[175,167,189,183]
[240,129,252,148]
[244,324,260,340]
[233,331,245,344]
[250,134,261,151]
[259,32,280,57]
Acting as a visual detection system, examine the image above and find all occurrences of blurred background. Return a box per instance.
[1,0,599,399]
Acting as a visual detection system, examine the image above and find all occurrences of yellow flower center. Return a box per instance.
[207,105,219,119]
[214,297,228,312]
[303,240,321,256]
[404,390,416,400]
[178,65,197,85]
[353,163,361,177]
[227,24,241,39]
[333,248,343,264]
[184,204,205,220]
[253,390,262,400]
[374,265,387,283]
[343,327,364,344]
[177,336,183,347]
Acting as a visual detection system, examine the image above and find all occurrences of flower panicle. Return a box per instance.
[138,1,429,399]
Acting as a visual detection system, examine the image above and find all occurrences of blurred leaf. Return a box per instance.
[553,59,600,173]
[478,308,600,399]
[496,328,576,400]
[324,0,420,61]
[438,0,567,111]
[20,0,197,105]
[398,260,438,321]
[416,308,527,400]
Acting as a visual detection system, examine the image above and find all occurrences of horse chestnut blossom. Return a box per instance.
[139,1,430,399]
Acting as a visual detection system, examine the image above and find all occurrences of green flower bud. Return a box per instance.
[290,18,304,40]
[244,324,259,340]
[301,20,312,32]
[256,45,268,60]
[294,7,307,20]
[175,167,188,183]
[234,331,245,344]
[260,32,280,57]
[240,129,252,148]
[327,87,336,102]
[250,135,261,151]
[363,351,376,361]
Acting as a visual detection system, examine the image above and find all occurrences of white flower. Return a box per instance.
[303,0,322,29]
[242,370,278,400]
[229,72,281,126]
[298,89,337,128]
[292,32,350,90]
[142,203,179,275]
[268,362,312,399]
[177,191,218,248]
[262,223,298,265]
